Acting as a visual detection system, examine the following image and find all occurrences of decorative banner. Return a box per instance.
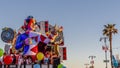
[37,21,49,34]
[59,47,67,60]
[63,47,67,60]
[1,27,14,43]
[45,21,49,33]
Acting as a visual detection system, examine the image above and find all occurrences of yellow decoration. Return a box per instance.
[54,45,59,55]
[11,31,17,53]
[36,52,44,61]
[50,32,58,42]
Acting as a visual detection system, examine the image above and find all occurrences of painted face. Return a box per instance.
[29,18,36,31]
[24,18,37,31]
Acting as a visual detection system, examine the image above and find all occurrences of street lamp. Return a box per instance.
[100,37,109,68]
[89,55,96,68]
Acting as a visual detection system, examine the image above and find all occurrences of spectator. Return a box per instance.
[50,52,58,64]
[23,56,27,65]
[51,52,60,68]
[27,56,32,64]
[12,54,16,64]
[18,55,23,65]
[44,51,50,64]
[33,61,40,68]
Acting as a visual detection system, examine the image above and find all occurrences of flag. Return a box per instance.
[102,46,108,52]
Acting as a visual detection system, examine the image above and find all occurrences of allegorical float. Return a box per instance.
[0,16,67,68]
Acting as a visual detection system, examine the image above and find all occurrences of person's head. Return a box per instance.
[24,16,37,31]
[52,52,55,55]
[3,52,6,56]
[27,56,32,60]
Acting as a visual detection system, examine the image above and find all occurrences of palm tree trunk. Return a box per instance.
[109,33,113,68]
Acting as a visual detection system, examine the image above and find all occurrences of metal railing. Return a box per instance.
[0,64,53,68]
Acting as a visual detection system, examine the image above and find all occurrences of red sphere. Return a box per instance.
[4,55,13,65]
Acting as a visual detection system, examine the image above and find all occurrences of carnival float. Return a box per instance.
[0,16,67,68]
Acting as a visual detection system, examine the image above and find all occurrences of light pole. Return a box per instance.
[100,37,109,68]
[89,56,96,68]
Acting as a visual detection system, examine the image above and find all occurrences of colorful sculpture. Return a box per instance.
[0,16,66,66]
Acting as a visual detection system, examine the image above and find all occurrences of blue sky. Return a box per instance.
[1,0,120,68]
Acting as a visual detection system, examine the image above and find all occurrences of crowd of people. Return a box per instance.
[0,46,61,65]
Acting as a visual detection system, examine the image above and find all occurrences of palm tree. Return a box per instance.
[103,24,118,68]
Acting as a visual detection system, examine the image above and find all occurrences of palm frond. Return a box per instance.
[103,24,118,36]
